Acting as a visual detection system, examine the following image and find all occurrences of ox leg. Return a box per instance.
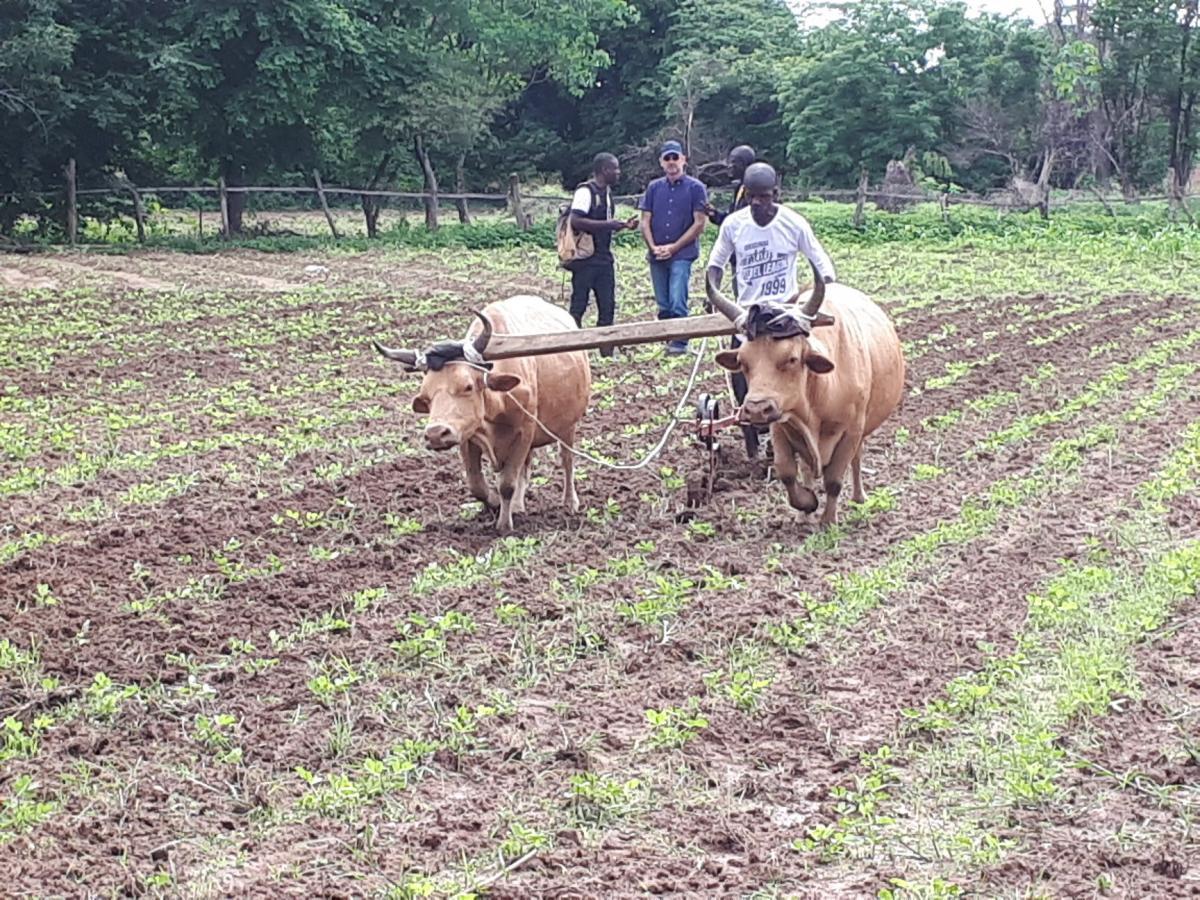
[558,426,579,514]
[496,438,533,532]
[512,453,533,514]
[772,429,818,515]
[851,450,866,503]
[820,434,859,527]
[462,443,498,510]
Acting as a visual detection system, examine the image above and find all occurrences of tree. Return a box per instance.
[658,0,800,165]
[320,0,630,233]
[777,0,959,186]
[154,0,364,232]
[1092,0,1200,195]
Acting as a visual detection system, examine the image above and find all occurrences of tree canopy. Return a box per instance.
[3,0,1198,233]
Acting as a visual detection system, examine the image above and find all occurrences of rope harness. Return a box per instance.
[449,337,709,471]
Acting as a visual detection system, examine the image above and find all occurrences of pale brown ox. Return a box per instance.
[375,295,591,532]
[706,268,905,526]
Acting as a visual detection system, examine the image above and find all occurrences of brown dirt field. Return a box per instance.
[1,249,1198,898]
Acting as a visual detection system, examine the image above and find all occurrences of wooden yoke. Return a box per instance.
[478,313,740,361]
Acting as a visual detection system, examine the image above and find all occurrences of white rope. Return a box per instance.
[454,338,710,471]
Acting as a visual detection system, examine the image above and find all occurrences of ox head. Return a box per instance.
[374,312,523,451]
[707,261,836,426]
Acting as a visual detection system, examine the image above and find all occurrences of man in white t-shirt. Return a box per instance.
[706,162,835,306]
[704,162,836,459]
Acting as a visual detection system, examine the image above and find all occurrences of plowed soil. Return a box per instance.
[1,249,1198,898]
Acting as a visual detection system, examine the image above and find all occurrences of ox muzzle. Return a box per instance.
[424,422,461,451]
[740,397,783,426]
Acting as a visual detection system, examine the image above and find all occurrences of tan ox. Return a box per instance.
[375,295,591,531]
[707,267,904,526]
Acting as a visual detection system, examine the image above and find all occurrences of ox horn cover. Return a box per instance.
[742,302,812,341]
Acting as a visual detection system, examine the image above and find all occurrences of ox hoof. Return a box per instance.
[787,485,819,514]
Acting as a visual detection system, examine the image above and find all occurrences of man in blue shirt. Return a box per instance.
[638,140,710,354]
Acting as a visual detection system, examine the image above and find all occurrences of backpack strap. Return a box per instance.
[582,180,611,219]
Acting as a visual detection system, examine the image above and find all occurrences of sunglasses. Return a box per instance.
[661,153,681,161]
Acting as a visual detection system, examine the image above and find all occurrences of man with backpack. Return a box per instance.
[562,153,638,355]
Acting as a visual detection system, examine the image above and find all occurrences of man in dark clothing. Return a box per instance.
[568,153,638,356]
[705,145,756,227]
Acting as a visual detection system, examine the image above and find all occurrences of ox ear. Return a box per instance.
[804,351,835,374]
[812,312,835,328]
[714,349,741,371]
[412,395,431,414]
[804,336,835,374]
[485,372,522,392]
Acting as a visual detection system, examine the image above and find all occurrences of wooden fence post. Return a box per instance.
[1086,185,1116,218]
[852,169,869,228]
[1168,168,1196,226]
[218,177,231,239]
[938,191,949,225]
[65,158,78,246]
[313,169,339,239]
[508,174,531,231]
[127,184,147,243]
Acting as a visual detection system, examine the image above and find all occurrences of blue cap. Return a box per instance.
[660,140,684,158]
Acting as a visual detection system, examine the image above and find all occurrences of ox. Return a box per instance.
[706,265,905,526]
[375,295,591,532]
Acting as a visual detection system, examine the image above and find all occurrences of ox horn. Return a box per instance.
[705,271,742,322]
[800,259,826,318]
[471,311,494,355]
[373,340,420,368]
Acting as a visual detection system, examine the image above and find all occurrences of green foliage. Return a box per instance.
[569,772,647,825]
[412,537,540,595]
[5,0,1200,239]
[643,698,709,748]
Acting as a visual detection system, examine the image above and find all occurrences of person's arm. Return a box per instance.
[703,222,735,310]
[567,185,622,234]
[571,213,627,234]
[796,216,836,283]
[640,211,657,252]
[638,184,663,254]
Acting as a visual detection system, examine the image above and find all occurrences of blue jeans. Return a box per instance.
[649,258,694,351]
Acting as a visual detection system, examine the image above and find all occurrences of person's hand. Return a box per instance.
[624,216,639,230]
[653,244,674,260]
[703,202,718,219]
